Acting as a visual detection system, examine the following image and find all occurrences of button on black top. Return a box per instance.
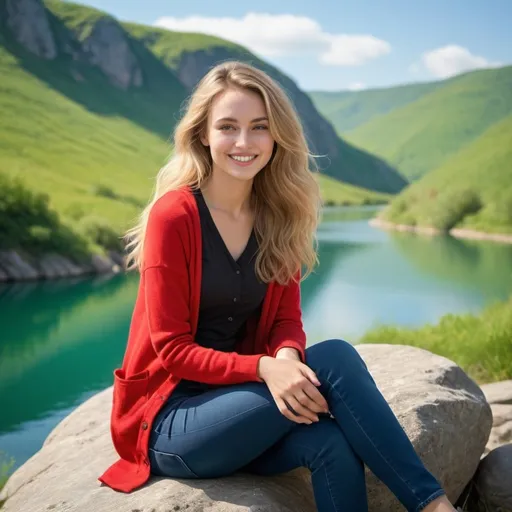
[174,189,268,394]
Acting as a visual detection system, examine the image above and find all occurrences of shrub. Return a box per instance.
[428,188,482,231]
[78,215,123,251]
[383,196,409,220]
[0,174,90,258]
[91,184,118,199]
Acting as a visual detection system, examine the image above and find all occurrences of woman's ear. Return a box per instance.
[200,132,209,146]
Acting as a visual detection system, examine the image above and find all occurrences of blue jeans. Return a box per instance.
[149,339,445,511]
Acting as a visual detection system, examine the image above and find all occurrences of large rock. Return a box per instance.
[0,250,124,281]
[0,345,492,512]
[466,444,512,512]
[81,18,143,89]
[5,0,57,59]
[480,380,512,454]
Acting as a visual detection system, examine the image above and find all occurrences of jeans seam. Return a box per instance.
[322,461,341,512]
[415,489,446,512]
[283,439,343,512]
[162,401,270,436]
[325,375,422,505]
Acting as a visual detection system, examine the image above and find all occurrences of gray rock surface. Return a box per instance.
[0,345,492,512]
[81,18,143,89]
[467,444,512,512]
[0,250,123,281]
[5,0,57,59]
[0,250,39,280]
[481,380,512,405]
[480,380,512,454]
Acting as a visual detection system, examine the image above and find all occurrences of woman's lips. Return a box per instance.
[229,155,257,166]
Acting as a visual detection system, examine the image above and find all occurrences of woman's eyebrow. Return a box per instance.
[215,116,269,123]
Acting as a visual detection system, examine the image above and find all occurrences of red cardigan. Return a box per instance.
[98,186,307,492]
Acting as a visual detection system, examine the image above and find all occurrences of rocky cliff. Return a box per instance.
[2,0,144,90]
[4,0,57,59]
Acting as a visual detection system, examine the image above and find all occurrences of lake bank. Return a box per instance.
[0,249,125,282]
[370,217,512,245]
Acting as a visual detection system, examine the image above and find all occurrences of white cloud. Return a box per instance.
[154,13,390,67]
[347,82,367,91]
[321,35,390,66]
[418,45,501,79]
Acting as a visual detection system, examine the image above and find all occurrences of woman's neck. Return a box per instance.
[201,174,254,220]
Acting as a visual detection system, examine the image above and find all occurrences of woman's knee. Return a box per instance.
[305,338,367,376]
[294,419,361,470]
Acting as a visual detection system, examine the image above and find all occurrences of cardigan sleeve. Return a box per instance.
[142,200,265,385]
[267,270,307,363]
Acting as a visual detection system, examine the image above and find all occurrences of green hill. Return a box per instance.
[379,114,512,235]
[343,66,512,181]
[0,0,393,255]
[309,81,439,133]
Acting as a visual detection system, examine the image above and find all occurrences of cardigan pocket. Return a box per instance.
[148,448,199,478]
[111,368,150,462]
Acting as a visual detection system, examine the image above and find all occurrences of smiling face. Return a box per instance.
[201,87,275,183]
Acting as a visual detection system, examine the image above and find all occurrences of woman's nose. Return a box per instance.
[235,130,250,147]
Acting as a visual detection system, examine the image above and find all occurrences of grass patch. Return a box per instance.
[318,174,390,206]
[0,451,14,508]
[361,296,512,384]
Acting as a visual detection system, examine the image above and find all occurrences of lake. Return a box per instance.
[1,205,512,474]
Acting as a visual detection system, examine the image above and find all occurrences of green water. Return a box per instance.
[1,206,511,473]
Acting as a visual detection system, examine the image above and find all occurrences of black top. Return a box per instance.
[173,188,268,394]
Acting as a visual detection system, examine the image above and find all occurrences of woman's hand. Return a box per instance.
[257,355,329,424]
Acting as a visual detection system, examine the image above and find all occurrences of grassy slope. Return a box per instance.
[123,23,243,68]
[308,81,439,133]
[362,295,512,384]
[0,44,172,231]
[344,66,512,181]
[380,114,512,234]
[0,44,386,248]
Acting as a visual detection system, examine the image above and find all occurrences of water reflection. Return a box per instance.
[0,273,139,435]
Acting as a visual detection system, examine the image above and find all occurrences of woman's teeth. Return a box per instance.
[230,155,256,162]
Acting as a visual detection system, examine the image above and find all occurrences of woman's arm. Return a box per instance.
[267,270,307,363]
[143,201,265,385]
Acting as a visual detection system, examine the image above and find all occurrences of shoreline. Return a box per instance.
[369,217,512,245]
[0,249,125,283]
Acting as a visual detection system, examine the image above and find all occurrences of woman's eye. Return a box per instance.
[254,125,268,130]
[219,125,234,131]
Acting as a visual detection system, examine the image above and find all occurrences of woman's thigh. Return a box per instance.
[149,381,297,479]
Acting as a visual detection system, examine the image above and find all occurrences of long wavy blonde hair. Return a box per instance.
[125,60,322,285]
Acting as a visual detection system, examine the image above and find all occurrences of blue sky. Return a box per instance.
[74,0,511,91]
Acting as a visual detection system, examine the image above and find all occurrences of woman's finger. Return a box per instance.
[295,389,325,414]
[302,366,321,386]
[287,395,319,423]
[302,380,329,411]
[276,397,312,424]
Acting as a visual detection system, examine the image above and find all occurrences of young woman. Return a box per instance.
[98,61,457,512]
